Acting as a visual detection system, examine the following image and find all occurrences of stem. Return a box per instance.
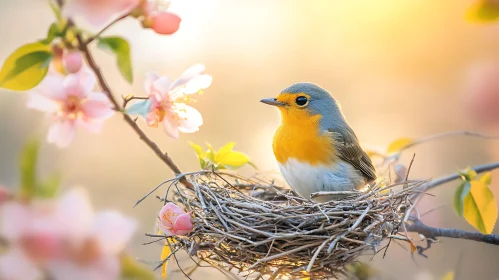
[85,13,130,44]
[76,34,192,189]
[424,161,499,192]
[402,130,498,152]
[406,218,499,245]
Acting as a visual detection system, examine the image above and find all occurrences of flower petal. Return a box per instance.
[175,104,203,133]
[26,93,60,112]
[77,118,104,133]
[144,72,160,95]
[81,100,115,120]
[35,74,66,100]
[0,202,31,240]
[48,256,120,280]
[64,0,140,27]
[152,12,181,35]
[55,188,94,242]
[152,76,171,97]
[158,223,175,237]
[182,74,212,95]
[173,213,193,235]
[63,68,96,97]
[47,120,77,148]
[162,116,180,139]
[92,211,136,255]
[170,64,206,90]
[0,249,41,280]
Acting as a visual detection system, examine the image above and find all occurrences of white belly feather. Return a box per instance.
[277,158,365,201]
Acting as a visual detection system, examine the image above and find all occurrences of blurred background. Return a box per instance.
[1,0,499,279]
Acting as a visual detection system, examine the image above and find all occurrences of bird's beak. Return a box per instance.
[260,98,287,107]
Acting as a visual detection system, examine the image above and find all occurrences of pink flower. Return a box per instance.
[138,0,181,35]
[151,12,181,35]
[63,51,84,74]
[158,202,193,236]
[27,68,114,148]
[0,188,137,280]
[64,0,140,26]
[127,64,212,139]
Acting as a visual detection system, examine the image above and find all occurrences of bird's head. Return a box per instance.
[260,83,344,126]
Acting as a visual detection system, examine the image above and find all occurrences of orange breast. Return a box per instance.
[272,108,336,165]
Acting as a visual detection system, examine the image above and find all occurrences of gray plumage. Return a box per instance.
[281,82,377,183]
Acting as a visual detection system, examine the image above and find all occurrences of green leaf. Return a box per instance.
[386,137,413,154]
[98,36,133,83]
[120,254,155,280]
[463,180,497,234]
[453,181,471,217]
[19,139,40,198]
[458,167,477,181]
[467,1,499,22]
[48,0,63,23]
[126,99,151,118]
[35,173,60,198]
[41,23,60,44]
[0,43,52,91]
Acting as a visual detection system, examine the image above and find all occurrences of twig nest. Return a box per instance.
[157,172,419,279]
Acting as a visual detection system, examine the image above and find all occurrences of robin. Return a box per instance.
[260,83,376,201]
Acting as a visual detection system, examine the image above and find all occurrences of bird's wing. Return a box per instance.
[326,127,377,181]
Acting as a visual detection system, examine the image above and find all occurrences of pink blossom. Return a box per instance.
[0,188,136,280]
[158,202,193,236]
[151,12,181,35]
[63,51,84,74]
[138,0,181,35]
[27,68,114,148]
[64,0,140,26]
[127,64,211,139]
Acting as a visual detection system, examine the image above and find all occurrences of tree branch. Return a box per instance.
[85,13,130,44]
[76,34,192,189]
[406,218,499,246]
[402,130,498,153]
[422,161,499,192]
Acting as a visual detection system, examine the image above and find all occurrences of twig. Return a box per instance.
[406,218,499,245]
[422,161,499,192]
[85,13,130,44]
[401,130,498,153]
[76,34,192,189]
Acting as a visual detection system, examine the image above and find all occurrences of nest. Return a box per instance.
[152,172,422,279]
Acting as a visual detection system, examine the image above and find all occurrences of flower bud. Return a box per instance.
[151,12,181,35]
[63,51,83,74]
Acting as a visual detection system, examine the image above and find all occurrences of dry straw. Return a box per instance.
[149,171,422,279]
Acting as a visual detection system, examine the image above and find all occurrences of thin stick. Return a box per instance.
[423,161,499,192]
[406,218,499,245]
[85,13,129,44]
[76,35,192,189]
[401,130,498,153]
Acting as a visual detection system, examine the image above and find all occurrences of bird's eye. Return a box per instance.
[295,96,308,107]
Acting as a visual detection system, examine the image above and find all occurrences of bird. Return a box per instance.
[260,82,376,202]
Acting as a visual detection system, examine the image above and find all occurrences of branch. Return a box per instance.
[85,13,130,44]
[402,130,498,153]
[406,218,499,246]
[423,161,499,192]
[76,34,192,189]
